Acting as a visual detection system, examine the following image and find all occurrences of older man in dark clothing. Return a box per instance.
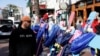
[9,16,36,56]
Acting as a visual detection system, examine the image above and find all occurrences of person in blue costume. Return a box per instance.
[36,13,49,56]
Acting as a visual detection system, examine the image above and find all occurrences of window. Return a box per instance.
[78,10,83,18]
[39,0,46,3]
[87,8,91,18]
[86,0,93,5]
[95,0,100,3]
[95,7,100,17]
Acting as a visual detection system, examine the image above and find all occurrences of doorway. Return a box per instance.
[95,7,100,16]
[87,8,92,18]
[78,10,83,19]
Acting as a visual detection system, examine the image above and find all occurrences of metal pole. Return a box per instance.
[29,0,33,18]
[69,0,71,16]
[67,0,72,26]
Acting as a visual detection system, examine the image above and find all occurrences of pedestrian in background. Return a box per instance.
[9,16,36,56]
[76,16,83,30]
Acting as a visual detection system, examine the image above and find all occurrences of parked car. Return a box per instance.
[0,19,14,36]
[14,21,20,28]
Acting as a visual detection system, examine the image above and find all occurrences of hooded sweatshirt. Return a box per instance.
[9,25,36,56]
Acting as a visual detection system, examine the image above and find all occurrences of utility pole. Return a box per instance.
[68,0,71,15]
[28,0,33,18]
[33,0,40,24]
[34,0,39,18]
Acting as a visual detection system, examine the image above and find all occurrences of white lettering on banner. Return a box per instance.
[26,35,33,38]
[20,35,25,38]
[20,34,33,38]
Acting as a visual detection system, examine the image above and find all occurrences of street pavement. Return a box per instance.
[0,39,9,56]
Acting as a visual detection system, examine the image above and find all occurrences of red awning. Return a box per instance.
[39,5,46,9]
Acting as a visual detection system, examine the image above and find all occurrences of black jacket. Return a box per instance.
[9,27,36,56]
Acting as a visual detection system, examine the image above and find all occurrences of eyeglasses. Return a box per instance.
[27,21,31,23]
[24,21,31,23]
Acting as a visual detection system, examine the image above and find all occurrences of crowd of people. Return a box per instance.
[9,11,100,56]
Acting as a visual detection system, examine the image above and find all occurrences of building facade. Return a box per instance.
[31,0,55,17]
[71,0,100,25]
